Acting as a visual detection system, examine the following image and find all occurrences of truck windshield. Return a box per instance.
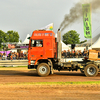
[31,40,43,47]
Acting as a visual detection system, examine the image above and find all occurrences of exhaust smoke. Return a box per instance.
[59,0,100,31]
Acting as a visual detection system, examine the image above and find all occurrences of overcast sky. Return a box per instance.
[0,0,100,42]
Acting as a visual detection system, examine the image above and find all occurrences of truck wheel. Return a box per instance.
[84,64,98,77]
[37,63,50,77]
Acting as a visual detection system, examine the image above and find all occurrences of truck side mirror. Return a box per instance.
[31,39,32,47]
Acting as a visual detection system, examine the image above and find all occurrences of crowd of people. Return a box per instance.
[0,51,28,60]
[61,49,89,58]
[1,49,100,60]
[0,49,87,60]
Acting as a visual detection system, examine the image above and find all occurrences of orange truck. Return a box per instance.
[28,30,100,77]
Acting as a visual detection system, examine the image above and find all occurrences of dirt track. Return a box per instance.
[0,68,100,83]
[0,68,100,100]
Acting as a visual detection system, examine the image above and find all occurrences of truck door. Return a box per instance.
[44,39,53,57]
[30,39,44,60]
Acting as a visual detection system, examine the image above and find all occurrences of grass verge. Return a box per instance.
[1,81,100,86]
[0,66,29,70]
[0,66,27,68]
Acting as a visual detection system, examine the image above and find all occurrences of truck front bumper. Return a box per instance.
[28,65,37,69]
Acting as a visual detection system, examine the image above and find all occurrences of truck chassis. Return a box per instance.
[28,58,100,77]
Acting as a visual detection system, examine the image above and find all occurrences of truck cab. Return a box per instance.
[28,30,57,76]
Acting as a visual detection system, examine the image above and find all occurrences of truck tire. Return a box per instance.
[37,63,50,77]
[84,64,98,77]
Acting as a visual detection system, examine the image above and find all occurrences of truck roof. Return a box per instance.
[31,30,55,39]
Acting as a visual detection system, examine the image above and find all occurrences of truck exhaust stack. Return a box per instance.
[58,28,60,31]
[57,29,62,60]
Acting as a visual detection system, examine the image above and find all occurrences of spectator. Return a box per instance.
[85,50,89,57]
[61,51,64,58]
[19,51,23,60]
[0,53,2,60]
[67,50,70,58]
[7,54,10,60]
[83,49,86,56]
[70,51,72,58]
[13,52,16,60]
[63,50,67,58]
[23,52,27,59]
[2,53,7,60]
[75,50,78,58]
[16,52,19,60]
[78,50,83,58]
[73,50,76,58]
[7,51,12,60]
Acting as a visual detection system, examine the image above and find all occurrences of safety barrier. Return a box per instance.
[0,60,28,67]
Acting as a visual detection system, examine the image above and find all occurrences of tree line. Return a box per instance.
[0,30,19,50]
[0,29,87,50]
[63,30,87,45]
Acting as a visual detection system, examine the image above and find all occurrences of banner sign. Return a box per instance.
[0,51,10,56]
[82,4,92,38]
[8,44,15,49]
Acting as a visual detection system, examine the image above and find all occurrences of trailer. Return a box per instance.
[28,30,100,77]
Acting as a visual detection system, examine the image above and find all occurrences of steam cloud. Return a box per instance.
[59,0,100,31]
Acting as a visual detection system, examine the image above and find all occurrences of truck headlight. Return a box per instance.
[30,60,35,65]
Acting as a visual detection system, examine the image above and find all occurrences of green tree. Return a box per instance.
[20,40,22,43]
[7,30,19,42]
[0,30,20,50]
[63,30,80,44]
[0,30,6,49]
[80,40,87,44]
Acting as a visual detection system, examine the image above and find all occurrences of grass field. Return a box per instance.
[1,81,100,86]
[0,66,27,68]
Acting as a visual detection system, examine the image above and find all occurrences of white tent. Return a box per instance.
[81,33,100,46]
[22,34,30,44]
[61,41,70,50]
[17,41,21,44]
[75,33,100,51]
[90,37,100,49]
[55,33,70,51]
